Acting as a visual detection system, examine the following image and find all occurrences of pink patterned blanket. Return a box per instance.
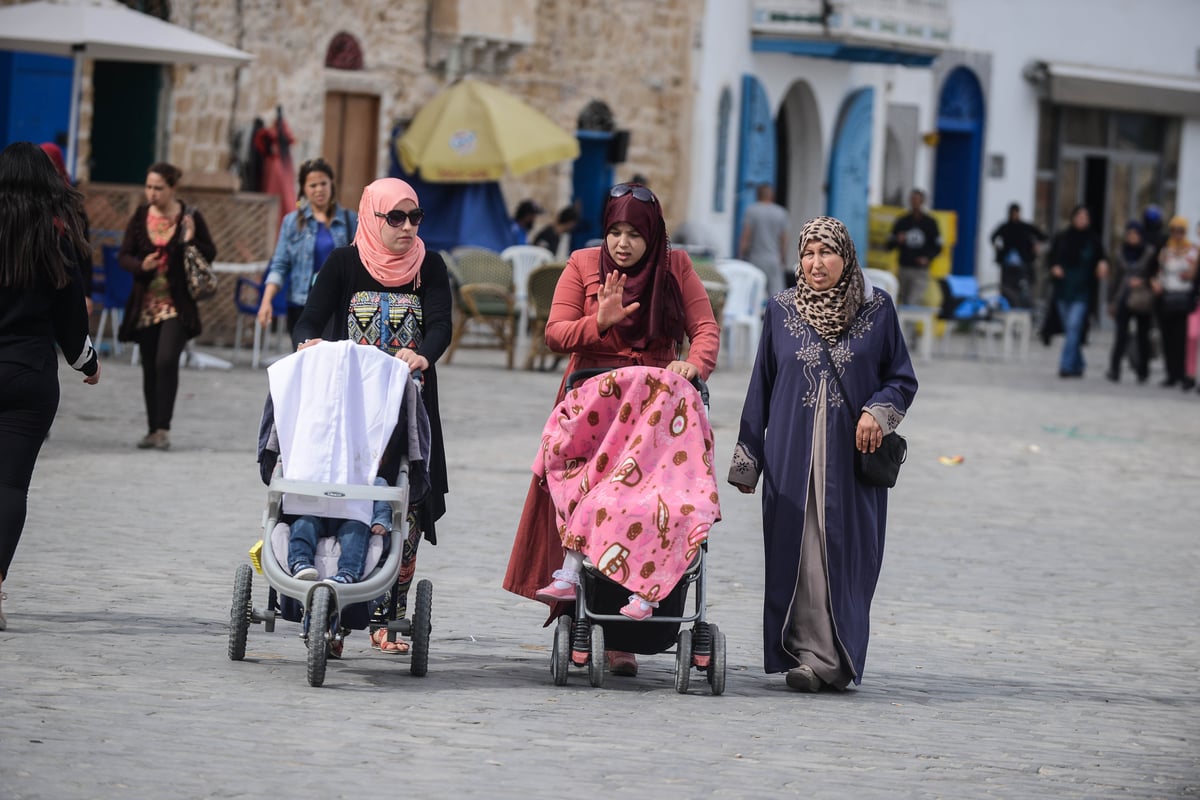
[534,367,721,601]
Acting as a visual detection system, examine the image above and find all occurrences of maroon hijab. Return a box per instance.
[598,185,685,349]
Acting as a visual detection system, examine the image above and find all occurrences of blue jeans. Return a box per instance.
[288,516,371,581]
[1057,299,1088,375]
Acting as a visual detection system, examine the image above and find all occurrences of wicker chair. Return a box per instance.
[444,246,517,369]
[523,262,565,370]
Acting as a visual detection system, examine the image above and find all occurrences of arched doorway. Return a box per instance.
[775,79,822,239]
[933,66,985,276]
[733,74,775,254]
[827,87,874,260]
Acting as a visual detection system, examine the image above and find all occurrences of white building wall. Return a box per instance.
[952,0,1200,274]
[688,0,1200,273]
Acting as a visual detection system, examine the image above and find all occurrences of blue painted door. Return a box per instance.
[933,67,985,276]
[733,74,775,254]
[571,130,615,247]
[827,88,874,261]
[0,51,73,148]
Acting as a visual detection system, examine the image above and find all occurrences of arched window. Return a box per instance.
[325,33,364,71]
[714,87,731,212]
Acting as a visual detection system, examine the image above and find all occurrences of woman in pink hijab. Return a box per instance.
[294,177,452,653]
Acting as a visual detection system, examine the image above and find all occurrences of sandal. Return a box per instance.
[369,627,410,654]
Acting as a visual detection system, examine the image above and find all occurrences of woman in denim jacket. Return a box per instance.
[257,158,358,339]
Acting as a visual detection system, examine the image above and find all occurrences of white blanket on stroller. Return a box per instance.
[268,340,410,524]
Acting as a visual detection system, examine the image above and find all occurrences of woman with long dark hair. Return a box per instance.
[0,142,100,630]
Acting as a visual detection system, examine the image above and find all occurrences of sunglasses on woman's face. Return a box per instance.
[609,184,656,203]
[376,209,425,227]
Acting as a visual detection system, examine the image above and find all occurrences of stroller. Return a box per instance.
[541,366,726,695]
[226,340,433,688]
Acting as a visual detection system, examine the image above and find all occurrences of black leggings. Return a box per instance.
[137,317,188,432]
[0,358,59,579]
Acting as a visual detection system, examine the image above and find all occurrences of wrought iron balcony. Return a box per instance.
[751,0,952,65]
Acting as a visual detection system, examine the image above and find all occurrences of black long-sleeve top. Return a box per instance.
[292,245,453,543]
[116,202,216,341]
[293,246,452,363]
[888,212,943,268]
[0,262,98,376]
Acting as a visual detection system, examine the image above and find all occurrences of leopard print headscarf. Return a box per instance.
[794,216,865,341]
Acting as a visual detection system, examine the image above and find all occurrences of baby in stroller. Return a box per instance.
[232,339,432,686]
[287,476,391,584]
[531,366,726,691]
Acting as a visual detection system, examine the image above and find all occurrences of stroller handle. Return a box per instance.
[565,366,709,408]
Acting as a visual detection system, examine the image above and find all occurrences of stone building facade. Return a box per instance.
[10,0,704,228]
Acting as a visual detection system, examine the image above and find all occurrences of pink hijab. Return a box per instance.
[354,178,427,287]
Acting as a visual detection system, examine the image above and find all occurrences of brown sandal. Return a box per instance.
[369,627,410,654]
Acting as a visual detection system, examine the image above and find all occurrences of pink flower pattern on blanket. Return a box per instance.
[534,367,721,600]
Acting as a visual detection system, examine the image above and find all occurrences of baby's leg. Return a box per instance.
[333,519,372,582]
[287,516,325,578]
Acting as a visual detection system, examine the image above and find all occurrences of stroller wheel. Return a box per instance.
[707,623,726,696]
[551,615,571,686]
[674,628,692,694]
[410,579,433,677]
[227,564,253,661]
[306,584,334,687]
[587,624,606,688]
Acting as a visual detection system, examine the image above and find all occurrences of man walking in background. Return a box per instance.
[888,189,943,306]
[739,183,790,297]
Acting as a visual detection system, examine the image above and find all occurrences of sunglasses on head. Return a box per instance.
[376,209,425,227]
[609,184,656,203]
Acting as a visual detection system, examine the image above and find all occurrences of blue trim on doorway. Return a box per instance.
[827,88,874,262]
[933,66,985,277]
[752,38,936,67]
[733,74,777,255]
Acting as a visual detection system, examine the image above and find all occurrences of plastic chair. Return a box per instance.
[233,262,286,368]
[715,258,767,368]
[95,245,135,362]
[445,247,517,369]
[864,267,899,299]
[502,244,556,365]
[937,275,1010,357]
[523,262,565,370]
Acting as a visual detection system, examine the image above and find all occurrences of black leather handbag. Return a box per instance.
[816,337,907,488]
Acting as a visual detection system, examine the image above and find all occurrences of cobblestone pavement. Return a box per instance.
[1,331,1197,799]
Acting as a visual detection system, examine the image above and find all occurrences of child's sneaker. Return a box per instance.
[326,573,355,584]
[291,563,318,580]
[619,595,656,621]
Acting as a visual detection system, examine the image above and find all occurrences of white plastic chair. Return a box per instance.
[715,258,767,368]
[864,267,899,299]
[501,245,556,365]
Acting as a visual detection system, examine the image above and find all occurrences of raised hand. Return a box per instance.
[596,270,640,332]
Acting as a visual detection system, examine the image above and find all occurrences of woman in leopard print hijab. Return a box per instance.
[794,216,866,341]
[728,213,918,694]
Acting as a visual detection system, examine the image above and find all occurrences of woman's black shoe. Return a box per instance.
[1161,378,1178,388]
[1105,370,1119,383]
[1182,377,1196,391]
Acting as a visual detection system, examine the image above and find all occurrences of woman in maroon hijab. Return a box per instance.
[502,183,720,675]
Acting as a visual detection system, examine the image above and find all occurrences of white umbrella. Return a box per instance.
[0,0,254,175]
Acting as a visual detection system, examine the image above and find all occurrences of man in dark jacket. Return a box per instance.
[887,189,942,306]
[990,202,1047,308]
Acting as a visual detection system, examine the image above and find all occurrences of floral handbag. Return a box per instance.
[183,234,218,300]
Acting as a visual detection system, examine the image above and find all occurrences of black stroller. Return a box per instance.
[546,367,726,695]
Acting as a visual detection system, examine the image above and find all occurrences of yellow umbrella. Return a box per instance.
[397,79,580,182]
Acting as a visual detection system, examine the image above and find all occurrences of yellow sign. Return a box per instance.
[866,205,957,307]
